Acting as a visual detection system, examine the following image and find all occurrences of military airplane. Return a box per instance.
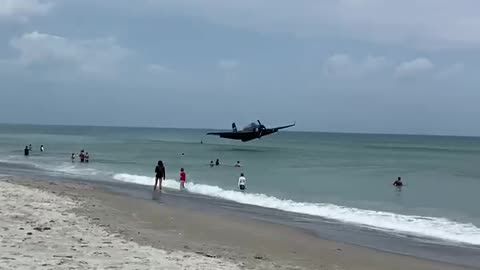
[207,120,295,142]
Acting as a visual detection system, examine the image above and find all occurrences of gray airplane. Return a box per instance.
[207,120,295,142]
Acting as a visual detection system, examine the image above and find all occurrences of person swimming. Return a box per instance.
[393,177,403,187]
[238,173,246,191]
[235,161,241,167]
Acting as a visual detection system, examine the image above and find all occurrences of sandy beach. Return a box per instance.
[0,175,476,270]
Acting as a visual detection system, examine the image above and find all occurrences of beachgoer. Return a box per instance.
[210,161,214,167]
[179,168,186,189]
[28,144,32,151]
[71,153,75,162]
[40,145,44,152]
[24,146,29,156]
[85,152,89,163]
[215,159,219,166]
[80,150,85,163]
[235,161,241,167]
[393,177,403,187]
[154,160,165,191]
[238,173,246,191]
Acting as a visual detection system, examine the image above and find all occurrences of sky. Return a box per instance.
[1,0,480,135]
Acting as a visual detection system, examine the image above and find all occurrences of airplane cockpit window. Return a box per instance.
[243,123,259,131]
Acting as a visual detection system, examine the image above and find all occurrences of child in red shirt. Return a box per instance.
[179,168,186,189]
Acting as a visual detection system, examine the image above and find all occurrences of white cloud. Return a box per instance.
[147,64,169,73]
[323,53,387,78]
[9,31,129,77]
[394,58,434,79]
[218,59,239,70]
[0,0,52,22]
[144,0,480,50]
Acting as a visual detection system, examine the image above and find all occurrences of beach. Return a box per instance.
[0,175,475,270]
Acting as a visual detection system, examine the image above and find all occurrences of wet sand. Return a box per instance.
[1,175,476,270]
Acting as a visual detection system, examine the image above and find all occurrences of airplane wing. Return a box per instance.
[272,122,296,131]
[206,132,236,136]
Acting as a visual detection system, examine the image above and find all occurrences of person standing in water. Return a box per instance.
[40,145,44,152]
[393,177,403,187]
[210,161,214,167]
[85,152,90,163]
[28,144,32,151]
[24,146,29,156]
[238,173,246,191]
[79,150,85,163]
[235,161,241,167]
[215,159,220,166]
[71,153,75,162]
[179,168,186,189]
[154,160,165,191]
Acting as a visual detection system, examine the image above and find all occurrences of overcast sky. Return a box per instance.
[1,0,480,135]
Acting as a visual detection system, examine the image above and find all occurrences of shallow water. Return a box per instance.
[1,124,480,246]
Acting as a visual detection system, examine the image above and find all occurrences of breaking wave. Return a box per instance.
[113,173,480,246]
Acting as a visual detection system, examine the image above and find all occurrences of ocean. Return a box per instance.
[1,124,480,251]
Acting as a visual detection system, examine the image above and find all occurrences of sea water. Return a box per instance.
[1,124,480,246]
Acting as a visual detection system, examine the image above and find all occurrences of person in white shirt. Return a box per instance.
[238,173,246,191]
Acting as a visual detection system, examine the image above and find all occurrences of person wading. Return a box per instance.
[154,160,166,191]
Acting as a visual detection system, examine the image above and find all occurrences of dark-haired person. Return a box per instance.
[154,160,166,191]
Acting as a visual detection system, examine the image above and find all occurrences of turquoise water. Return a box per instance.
[1,124,480,245]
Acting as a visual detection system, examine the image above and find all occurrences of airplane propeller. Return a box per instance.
[257,120,266,138]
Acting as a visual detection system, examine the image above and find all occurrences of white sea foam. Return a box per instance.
[113,173,480,246]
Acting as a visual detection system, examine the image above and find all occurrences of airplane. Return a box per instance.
[207,120,295,142]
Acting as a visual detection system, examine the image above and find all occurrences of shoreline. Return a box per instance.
[1,175,477,270]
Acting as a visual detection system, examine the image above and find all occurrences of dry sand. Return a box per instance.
[1,175,476,270]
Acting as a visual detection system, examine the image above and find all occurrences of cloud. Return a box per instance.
[394,58,434,79]
[9,31,129,78]
[0,0,52,22]
[143,0,480,50]
[147,64,169,73]
[217,59,239,70]
[323,53,387,78]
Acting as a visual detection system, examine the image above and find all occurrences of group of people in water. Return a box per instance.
[153,158,247,192]
[23,144,45,156]
[71,150,90,163]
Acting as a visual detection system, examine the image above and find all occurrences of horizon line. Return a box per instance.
[0,122,479,139]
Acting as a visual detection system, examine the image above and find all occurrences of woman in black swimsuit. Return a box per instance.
[154,160,166,191]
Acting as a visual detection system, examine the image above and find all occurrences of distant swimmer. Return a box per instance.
[393,177,403,187]
[71,153,75,162]
[24,146,29,156]
[179,168,186,189]
[235,161,241,167]
[154,160,165,191]
[215,159,220,166]
[238,173,246,191]
[40,145,44,152]
[210,161,214,167]
[85,152,90,163]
